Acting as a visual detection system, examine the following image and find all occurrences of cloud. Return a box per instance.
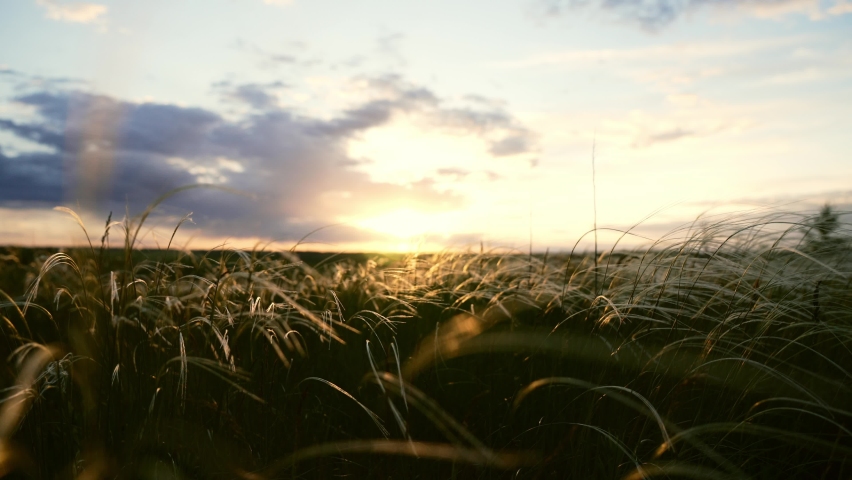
[0,71,538,245]
[0,92,436,226]
[437,168,470,178]
[537,0,848,30]
[0,119,65,149]
[429,105,538,159]
[584,107,754,149]
[215,81,288,110]
[269,54,297,64]
[495,36,806,69]
[355,76,538,159]
[232,39,321,70]
[35,0,107,24]
[493,33,851,102]
[632,127,696,147]
[0,150,65,204]
[323,75,539,160]
[488,134,534,157]
[743,0,822,19]
[828,0,852,13]
[376,33,407,68]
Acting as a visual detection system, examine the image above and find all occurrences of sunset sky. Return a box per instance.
[1,0,850,252]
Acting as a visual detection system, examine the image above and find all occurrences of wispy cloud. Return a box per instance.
[232,38,321,70]
[493,36,808,69]
[376,33,407,68]
[493,32,851,104]
[35,0,107,24]
[632,127,696,147]
[537,0,850,30]
[828,0,852,14]
[214,80,288,110]
[562,106,756,149]
[336,74,539,161]
[742,0,822,19]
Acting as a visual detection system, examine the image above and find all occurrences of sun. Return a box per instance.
[355,208,454,240]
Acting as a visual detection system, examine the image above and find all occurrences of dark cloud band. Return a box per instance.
[0,75,537,243]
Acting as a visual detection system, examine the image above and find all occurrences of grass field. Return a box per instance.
[1,204,851,479]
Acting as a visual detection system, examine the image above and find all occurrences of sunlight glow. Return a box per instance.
[348,119,494,186]
[354,208,456,240]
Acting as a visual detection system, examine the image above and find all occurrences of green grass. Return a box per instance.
[0,204,851,479]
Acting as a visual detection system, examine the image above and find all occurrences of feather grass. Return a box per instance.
[0,201,850,478]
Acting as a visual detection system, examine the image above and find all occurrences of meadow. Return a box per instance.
[0,203,850,479]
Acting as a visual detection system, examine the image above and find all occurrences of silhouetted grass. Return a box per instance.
[0,203,850,479]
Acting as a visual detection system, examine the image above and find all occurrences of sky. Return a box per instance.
[0,0,850,252]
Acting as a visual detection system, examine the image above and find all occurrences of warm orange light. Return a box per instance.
[355,208,454,240]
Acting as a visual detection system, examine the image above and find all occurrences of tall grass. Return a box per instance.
[0,203,850,478]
